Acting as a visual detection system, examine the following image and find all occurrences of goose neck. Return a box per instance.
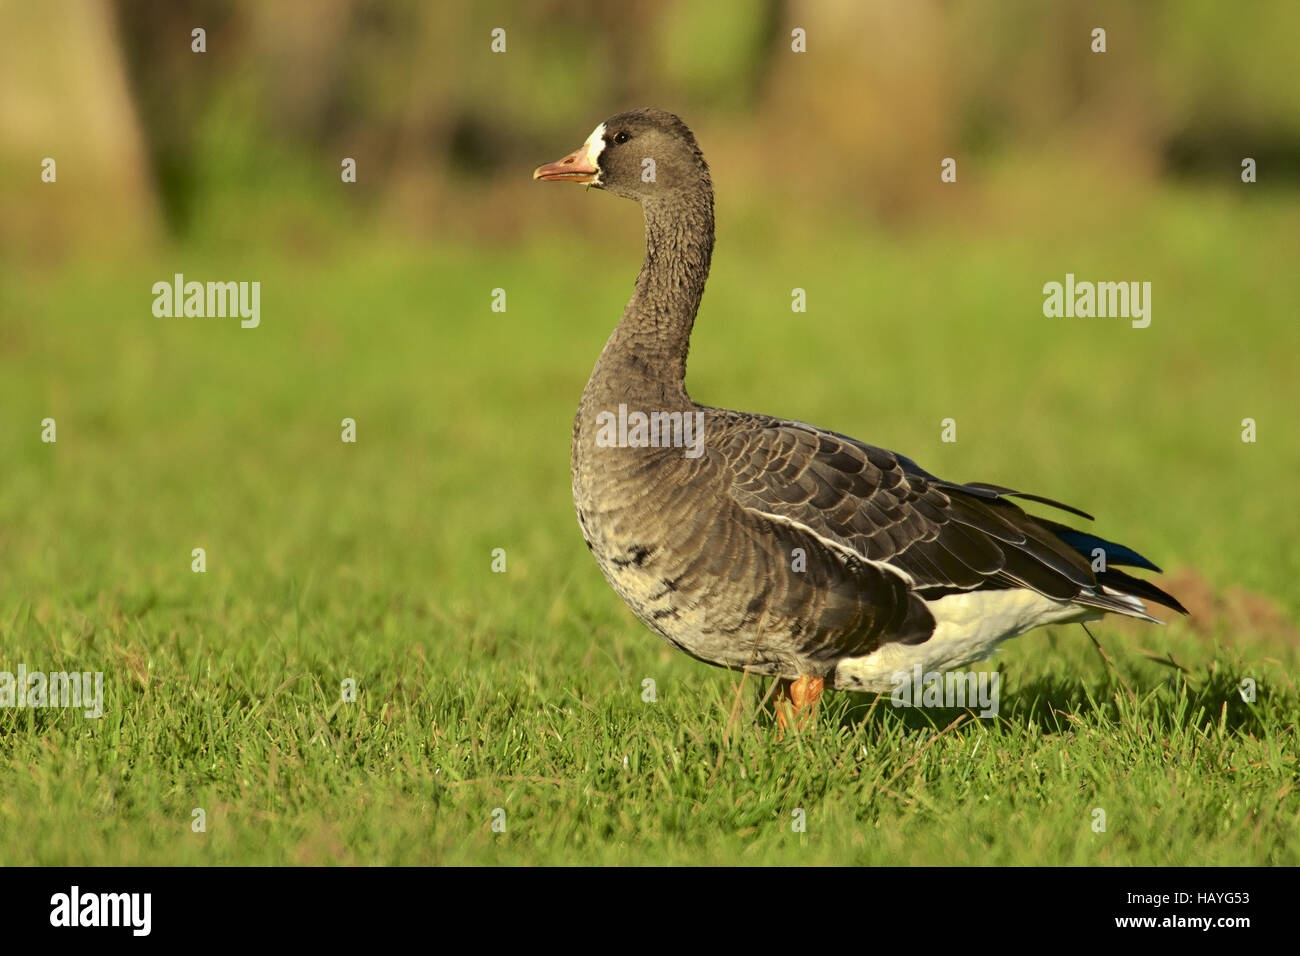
[610,190,714,388]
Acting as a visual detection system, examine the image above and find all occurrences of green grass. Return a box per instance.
[1,183,1298,865]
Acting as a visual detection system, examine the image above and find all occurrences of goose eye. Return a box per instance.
[613,131,630,145]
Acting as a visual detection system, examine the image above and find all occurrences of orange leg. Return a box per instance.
[773,675,825,738]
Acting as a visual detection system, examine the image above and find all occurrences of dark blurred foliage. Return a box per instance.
[1,0,1296,254]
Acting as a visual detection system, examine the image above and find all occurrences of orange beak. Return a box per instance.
[533,143,599,184]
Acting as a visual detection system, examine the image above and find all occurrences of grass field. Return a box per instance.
[1,181,1298,865]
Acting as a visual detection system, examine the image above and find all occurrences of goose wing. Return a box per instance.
[710,412,1168,617]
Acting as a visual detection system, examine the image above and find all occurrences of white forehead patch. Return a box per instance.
[583,122,606,181]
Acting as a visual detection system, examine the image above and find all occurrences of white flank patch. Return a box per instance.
[834,588,1100,692]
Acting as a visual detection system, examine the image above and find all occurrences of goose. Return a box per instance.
[534,108,1186,731]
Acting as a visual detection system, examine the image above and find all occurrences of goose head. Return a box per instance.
[533,108,710,204]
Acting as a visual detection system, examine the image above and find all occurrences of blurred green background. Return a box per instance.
[0,1,1297,865]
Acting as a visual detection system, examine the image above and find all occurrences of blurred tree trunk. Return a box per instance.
[0,0,160,256]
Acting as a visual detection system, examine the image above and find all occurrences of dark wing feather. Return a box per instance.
[712,411,1181,616]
